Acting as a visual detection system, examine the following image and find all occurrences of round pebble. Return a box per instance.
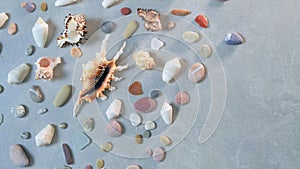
[167,21,175,30]
[37,108,48,114]
[145,148,153,156]
[121,7,131,15]
[21,2,36,12]
[40,2,48,12]
[59,122,68,129]
[8,23,17,35]
[175,91,190,105]
[100,142,113,152]
[143,130,151,138]
[135,134,143,144]
[70,47,82,58]
[96,159,105,168]
[9,144,30,167]
[101,21,116,34]
[153,147,165,162]
[11,104,26,118]
[134,97,156,113]
[85,165,92,169]
[129,113,142,126]
[25,45,34,56]
[105,120,122,137]
[200,44,212,58]
[128,81,143,95]
[159,135,172,146]
[81,118,94,132]
[29,85,44,103]
[150,90,161,99]
[145,121,156,130]
[182,31,200,43]
[188,63,206,83]
[0,85,3,93]
[126,165,141,169]
[20,132,31,139]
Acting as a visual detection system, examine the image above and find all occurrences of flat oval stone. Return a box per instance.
[182,31,200,43]
[195,14,209,28]
[96,159,105,168]
[81,118,94,132]
[188,63,206,83]
[200,44,212,58]
[135,134,143,144]
[121,7,131,15]
[224,32,244,45]
[144,121,156,130]
[62,143,74,165]
[11,104,26,118]
[150,90,161,99]
[175,91,190,105]
[8,23,17,35]
[30,85,44,103]
[159,135,172,146]
[101,21,116,34]
[73,132,91,150]
[128,81,143,95]
[129,113,142,126]
[143,130,151,138]
[124,20,138,39]
[59,122,68,129]
[21,2,36,12]
[25,45,34,56]
[53,85,72,107]
[100,142,113,152]
[20,132,31,139]
[153,147,165,162]
[126,165,141,169]
[134,97,156,113]
[70,47,82,58]
[40,2,48,11]
[37,108,48,114]
[9,144,30,167]
[105,120,122,137]
[145,148,153,156]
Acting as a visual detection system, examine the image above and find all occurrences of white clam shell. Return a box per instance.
[0,12,9,28]
[102,0,118,8]
[32,17,48,48]
[162,58,181,83]
[106,99,122,120]
[7,63,31,84]
[160,102,173,124]
[55,0,77,6]
[35,124,55,147]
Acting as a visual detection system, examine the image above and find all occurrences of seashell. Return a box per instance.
[20,132,31,139]
[188,63,206,83]
[160,102,173,124]
[29,85,44,103]
[81,118,94,132]
[150,89,161,99]
[182,31,200,43]
[195,14,209,28]
[151,38,164,51]
[21,2,36,13]
[132,50,155,70]
[200,44,212,58]
[32,17,48,48]
[57,14,87,47]
[170,9,191,16]
[73,34,128,117]
[105,99,122,120]
[160,135,172,146]
[0,12,9,28]
[162,58,181,83]
[124,20,138,39]
[55,0,77,7]
[135,134,143,144]
[7,63,31,84]
[59,122,68,129]
[102,0,119,8]
[35,57,61,80]
[35,124,55,146]
[96,159,105,169]
[143,130,151,138]
[8,23,17,35]
[146,148,153,156]
[224,32,244,45]
[137,8,162,31]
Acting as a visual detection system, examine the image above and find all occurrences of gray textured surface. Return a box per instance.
[0,0,299,168]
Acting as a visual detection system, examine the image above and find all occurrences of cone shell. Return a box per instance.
[32,17,48,48]
[35,124,55,146]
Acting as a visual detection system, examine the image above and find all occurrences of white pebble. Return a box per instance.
[145,121,156,130]
[129,113,142,126]
[182,31,200,43]
[151,38,164,51]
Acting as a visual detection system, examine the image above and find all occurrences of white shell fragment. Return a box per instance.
[35,124,55,147]
[182,31,200,43]
[7,63,31,84]
[105,99,122,120]
[160,102,173,125]
[162,58,181,83]
[32,17,48,48]
[55,0,77,6]
[102,0,119,8]
[151,38,164,51]
[133,50,155,70]
[0,12,9,28]
[129,113,142,126]
[35,57,62,80]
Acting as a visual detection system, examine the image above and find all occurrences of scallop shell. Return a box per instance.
[57,14,87,47]
[35,124,55,146]
[137,8,162,31]
[132,50,155,70]
[162,58,181,83]
[32,17,48,48]
[35,57,62,80]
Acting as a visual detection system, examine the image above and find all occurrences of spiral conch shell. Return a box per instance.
[132,50,155,70]
[35,57,62,80]
[73,34,128,117]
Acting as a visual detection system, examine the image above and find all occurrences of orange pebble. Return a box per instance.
[170,9,191,16]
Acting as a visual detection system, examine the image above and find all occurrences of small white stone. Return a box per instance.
[151,38,164,51]
[106,99,122,120]
[129,113,142,126]
[145,121,156,130]
[160,102,173,125]
[200,44,212,58]
[0,12,9,28]
[182,31,200,43]
[37,108,48,114]
[102,0,118,8]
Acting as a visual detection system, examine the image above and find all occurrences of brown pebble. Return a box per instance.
[175,91,190,105]
[8,23,17,35]
[40,2,48,12]
[70,47,82,58]
[128,81,143,95]
[170,9,191,16]
[135,134,143,144]
[62,143,74,165]
[121,7,131,15]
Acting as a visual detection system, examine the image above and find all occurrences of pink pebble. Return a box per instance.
[175,91,190,105]
[121,7,131,15]
[153,147,165,162]
[85,165,92,169]
[134,97,156,113]
[105,120,122,137]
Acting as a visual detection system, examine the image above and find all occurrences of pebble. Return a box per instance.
[150,90,161,99]
[195,14,209,28]
[59,122,68,129]
[29,85,44,103]
[70,47,82,58]
[9,144,30,167]
[0,114,3,126]
[224,32,244,45]
[188,63,206,83]
[146,148,153,156]
[134,97,156,113]
[11,104,26,118]
[160,135,172,146]
[37,108,48,114]
[21,2,36,13]
[96,159,105,168]
[153,147,165,162]
[20,132,31,139]
[182,31,200,43]
[25,45,34,56]
[151,38,164,51]
[200,44,212,58]
[167,21,175,30]
[100,142,113,152]
[62,143,74,165]
[143,130,151,138]
[135,134,143,144]
[121,7,131,15]
[81,118,94,132]
[126,165,141,169]
[144,121,156,130]
[170,9,191,16]
[53,85,72,107]
[129,113,142,126]
[40,2,48,12]
[106,99,122,120]
[105,120,122,137]
[160,102,173,124]
[73,132,91,150]
[101,21,116,34]
[85,165,92,169]
[8,23,17,35]
[0,85,3,93]
[124,20,138,39]
[128,81,143,95]
[60,165,72,169]
[175,91,190,105]
[0,12,9,28]
[7,63,31,84]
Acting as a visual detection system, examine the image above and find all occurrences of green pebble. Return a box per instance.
[53,85,72,107]
[143,130,151,138]
[0,85,3,93]
[96,159,104,168]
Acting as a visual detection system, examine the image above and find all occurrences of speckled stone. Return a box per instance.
[160,135,172,146]
[175,91,190,105]
[62,143,74,165]
[121,7,131,15]
[105,120,122,137]
[29,85,44,103]
[21,2,36,12]
[96,159,105,168]
[143,130,151,138]
[9,144,30,167]
[153,147,165,162]
[20,132,31,139]
[135,134,143,144]
[73,132,91,150]
[11,104,26,118]
[150,90,161,99]
[134,97,156,113]
[8,23,17,35]
[100,142,113,152]
[188,63,206,83]
[101,21,116,34]
[126,165,141,169]
[81,118,94,132]
[40,2,48,12]
[25,45,34,56]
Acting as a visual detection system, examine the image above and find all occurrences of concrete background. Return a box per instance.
[0,0,299,168]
